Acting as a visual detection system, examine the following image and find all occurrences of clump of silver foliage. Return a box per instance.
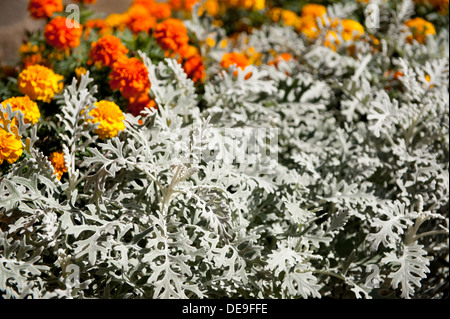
[0,0,448,298]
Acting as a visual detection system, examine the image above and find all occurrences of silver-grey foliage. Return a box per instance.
[0,4,449,299]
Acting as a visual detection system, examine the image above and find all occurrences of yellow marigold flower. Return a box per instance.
[424,74,435,88]
[244,47,262,66]
[49,151,67,180]
[324,30,340,52]
[47,49,70,62]
[221,0,264,10]
[296,15,320,39]
[105,13,128,31]
[198,0,220,17]
[89,35,129,68]
[75,67,88,80]
[269,7,299,25]
[44,16,83,50]
[205,37,216,47]
[341,19,365,41]
[0,128,23,165]
[240,0,265,10]
[1,96,41,125]
[219,39,228,48]
[28,0,63,20]
[19,42,40,55]
[404,17,436,44]
[88,100,126,140]
[17,65,64,103]
[268,7,283,22]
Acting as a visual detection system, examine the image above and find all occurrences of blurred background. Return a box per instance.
[0,0,133,64]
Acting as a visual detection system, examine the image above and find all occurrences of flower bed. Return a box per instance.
[0,0,448,299]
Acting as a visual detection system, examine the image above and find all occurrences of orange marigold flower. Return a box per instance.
[84,19,110,38]
[301,4,327,18]
[154,18,190,54]
[169,0,198,11]
[44,16,83,50]
[17,65,64,103]
[89,35,129,68]
[221,52,250,71]
[268,52,292,68]
[28,0,63,20]
[0,128,23,165]
[404,17,436,44]
[323,30,340,52]
[22,53,48,68]
[222,0,264,10]
[427,0,449,13]
[150,3,172,19]
[49,151,67,180]
[105,13,128,31]
[19,43,49,67]
[126,5,157,34]
[126,94,157,116]
[133,0,172,20]
[282,10,299,26]
[109,57,151,99]
[183,54,206,83]
[1,96,41,125]
[88,100,126,139]
[179,45,199,59]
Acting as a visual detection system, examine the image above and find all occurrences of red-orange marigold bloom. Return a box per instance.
[126,94,157,117]
[154,18,190,54]
[89,35,129,68]
[150,3,172,20]
[169,0,198,11]
[133,0,172,20]
[183,54,206,83]
[28,0,63,20]
[126,5,157,34]
[44,16,83,50]
[109,57,151,99]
